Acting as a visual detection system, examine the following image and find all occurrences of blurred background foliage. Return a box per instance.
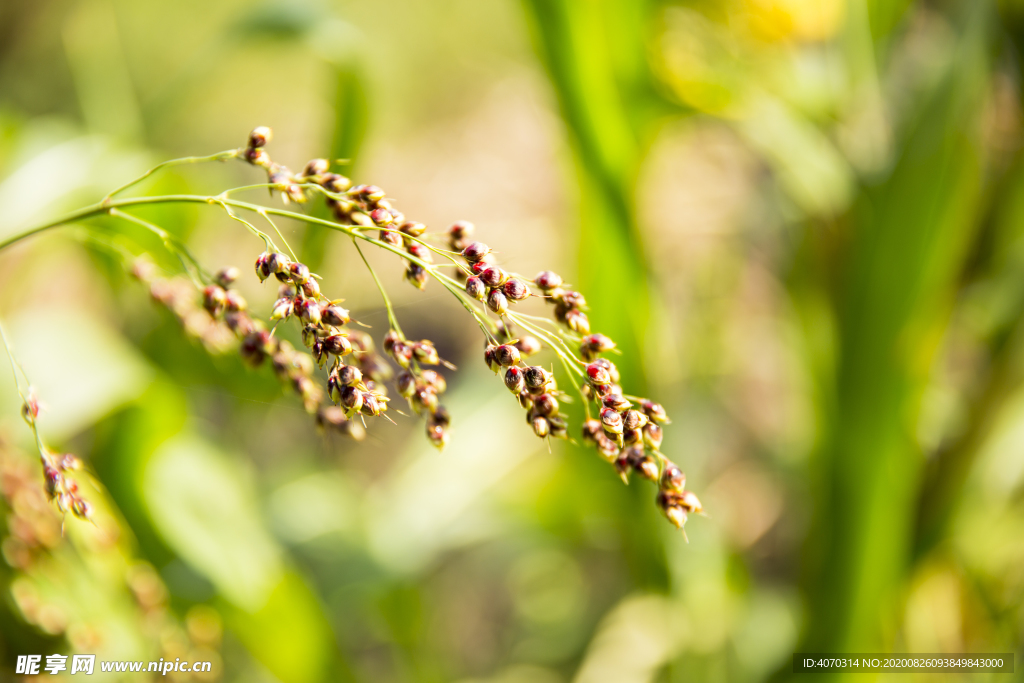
[0,0,1023,681]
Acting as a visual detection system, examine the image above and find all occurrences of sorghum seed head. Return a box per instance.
[660,463,685,492]
[400,221,427,237]
[494,344,520,367]
[532,416,550,438]
[513,335,542,357]
[327,373,342,403]
[321,304,350,327]
[462,241,491,263]
[383,330,401,353]
[565,309,590,335]
[241,330,273,365]
[324,334,352,356]
[380,229,403,247]
[602,394,631,411]
[397,371,417,397]
[613,454,631,484]
[215,266,240,287]
[431,404,452,426]
[465,276,486,300]
[504,366,525,393]
[623,428,642,445]
[304,158,329,176]
[641,400,670,424]
[480,267,506,288]
[486,289,508,315]
[248,126,272,148]
[623,409,648,431]
[534,393,559,417]
[586,362,611,385]
[289,262,311,284]
[255,252,272,281]
[524,366,549,389]
[503,278,530,301]
[355,184,386,205]
[534,271,562,291]
[360,392,386,417]
[593,358,620,383]
[636,457,659,482]
[298,298,322,324]
[202,285,226,316]
[406,263,428,289]
[516,390,533,410]
[643,423,663,449]
[413,341,440,365]
[597,436,620,462]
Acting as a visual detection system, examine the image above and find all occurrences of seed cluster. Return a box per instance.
[125,127,704,532]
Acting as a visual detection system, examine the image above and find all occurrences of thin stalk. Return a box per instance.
[353,238,403,336]
[103,149,240,202]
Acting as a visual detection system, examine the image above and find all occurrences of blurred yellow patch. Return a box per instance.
[743,0,847,43]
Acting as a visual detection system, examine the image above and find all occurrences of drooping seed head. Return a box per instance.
[486,289,508,315]
[382,330,401,353]
[596,435,620,462]
[580,333,615,360]
[534,271,563,291]
[390,340,413,368]
[559,291,586,309]
[397,371,417,397]
[461,241,491,263]
[494,344,520,367]
[426,421,450,450]
[623,428,642,445]
[248,126,272,148]
[465,276,486,300]
[413,387,439,415]
[504,366,525,393]
[532,416,550,438]
[484,344,500,372]
[513,335,542,357]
